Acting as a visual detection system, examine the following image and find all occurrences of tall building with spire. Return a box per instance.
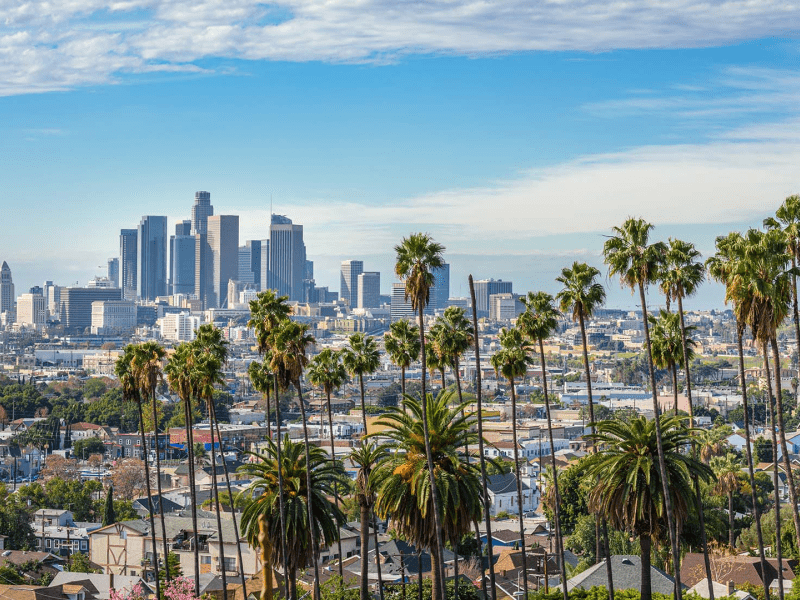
[191,191,214,235]
[0,262,14,315]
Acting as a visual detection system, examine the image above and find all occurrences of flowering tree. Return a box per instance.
[110,577,201,600]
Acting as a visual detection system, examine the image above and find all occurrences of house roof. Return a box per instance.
[0,551,65,567]
[682,553,796,588]
[689,578,756,600]
[487,473,529,494]
[568,556,680,594]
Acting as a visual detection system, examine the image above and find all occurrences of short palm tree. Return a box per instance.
[384,320,420,397]
[711,453,743,549]
[430,307,474,404]
[585,416,713,600]
[249,359,275,438]
[238,437,345,600]
[343,333,381,435]
[648,310,697,414]
[394,233,447,598]
[307,349,348,580]
[603,217,688,596]
[489,327,535,600]
[371,391,483,600]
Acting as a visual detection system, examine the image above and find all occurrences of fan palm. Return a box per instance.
[711,453,743,549]
[517,291,568,600]
[384,320,420,397]
[307,349,348,580]
[394,232,447,599]
[648,310,697,414]
[489,327,536,600]
[585,416,713,600]
[371,391,483,600]
[430,307,474,405]
[238,437,345,600]
[249,359,275,438]
[343,333,381,435]
[603,217,687,597]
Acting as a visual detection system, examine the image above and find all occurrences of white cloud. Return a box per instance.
[2,0,800,95]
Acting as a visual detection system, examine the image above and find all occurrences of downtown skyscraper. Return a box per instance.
[0,262,14,315]
[340,260,363,307]
[119,229,138,301]
[191,191,213,235]
[207,215,239,308]
[266,214,306,302]
[137,215,168,300]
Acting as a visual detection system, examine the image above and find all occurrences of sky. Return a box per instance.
[2,0,800,310]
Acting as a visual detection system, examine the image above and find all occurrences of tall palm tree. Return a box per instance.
[489,327,535,600]
[351,441,388,600]
[249,359,275,438]
[131,342,171,584]
[394,232,446,600]
[555,262,614,598]
[518,291,568,600]
[585,416,713,600]
[384,320,420,397]
[343,333,381,435]
[269,320,323,600]
[116,346,161,600]
[430,307,474,404]
[238,437,345,600]
[648,310,697,414]
[603,217,686,598]
[371,391,484,600]
[307,349,349,581]
[707,233,771,600]
[710,453,743,549]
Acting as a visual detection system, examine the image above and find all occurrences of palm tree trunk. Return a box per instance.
[150,389,171,583]
[430,546,440,600]
[325,389,344,581]
[538,339,567,600]
[359,374,368,434]
[508,377,529,600]
[578,312,614,600]
[136,397,161,600]
[418,304,446,600]
[452,534,459,600]
[207,399,229,600]
[638,283,683,599]
[729,491,735,549]
[672,363,678,415]
[210,401,247,599]
[454,362,463,405]
[290,568,298,600]
[266,385,272,440]
[183,395,201,598]
[762,340,784,600]
[401,366,406,400]
[373,512,385,600]
[640,535,652,600]
[295,382,321,600]
[360,501,369,600]
[771,335,800,556]
[269,376,291,600]
[791,254,800,395]
[677,294,714,600]
[737,326,771,600]
[440,368,446,395]
[469,275,497,600]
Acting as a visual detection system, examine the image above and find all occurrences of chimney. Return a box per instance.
[728,581,735,596]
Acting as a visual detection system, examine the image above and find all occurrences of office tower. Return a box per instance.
[0,262,14,315]
[473,279,513,317]
[29,286,43,295]
[489,293,524,321]
[16,293,46,327]
[175,220,191,236]
[340,260,364,307]
[191,191,214,235]
[43,281,60,320]
[169,220,192,294]
[390,283,415,321]
[60,287,122,334]
[267,215,306,302]
[238,240,261,286]
[107,258,119,288]
[357,272,380,309]
[91,300,136,335]
[430,263,450,312]
[171,221,196,296]
[305,260,314,281]
[207,215,239,308]
[259,239,270,291]
[137,216,168,301]
[119,229,138,301]
[194,233,212,308]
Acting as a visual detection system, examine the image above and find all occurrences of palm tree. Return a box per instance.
[517,291,568,600]
[430,307,474,404]
[343,333,381,435]
[116,346,161,600]
[384,320,420,397]
[603,217,687,597]
[371,391,484,600]
[555,262,614,597]
[707,232,771,600]
[238,436,345,600]
[585,416,713,600]
[131,342,171,583]
[351,441,388,600]
[394,233,447,599]
[489,327,535,600]
[307,349,348,580]
[269,320,323,600]
[648,310,697,414]
[711,453,743,549]
[249,359,275,438]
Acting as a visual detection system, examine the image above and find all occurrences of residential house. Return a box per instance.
[681,552,797,590]
[567,556,680,594]
[486,473,539,517]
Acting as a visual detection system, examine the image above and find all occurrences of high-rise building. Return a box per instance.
[357,271,380,309]
[91,300,136,335]
[43,281,60,321]
[171,221,196,296]
[340,260,364,308]
[29,286,43,295]
[16,293,46,327]
[238,240,261,287]
[259,239,270,291]
[119,229,138,301]
[266,215,306,302]
[473,279,513,317]
[194,233,212,308]
[390,283,415,321]
[0,262,14,315]
[169,220,192,295]
[137,216,168,301]
[489,293,524,321]
[207,215,239,308]
[60,287,122,334]
[191,191,214,236]
[107,258,119,288]
[431,263,450,312]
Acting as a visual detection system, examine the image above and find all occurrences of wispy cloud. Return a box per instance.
[2,0,800,96]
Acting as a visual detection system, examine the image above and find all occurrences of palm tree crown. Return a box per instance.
[659,238,704,309]
[384,320,421,371]
[249,290,293,355]
[603,218,666,291]
[394,233,445,312]
[555,262,606,322]
[308,349,348,399]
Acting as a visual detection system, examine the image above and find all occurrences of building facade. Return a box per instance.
[340,260,363,307]
[357,271,380,309]
[190,191,214,236]
[119,229,138,301]
[91,300,136,335]
[207,215,239,309]
[137,215,168,301]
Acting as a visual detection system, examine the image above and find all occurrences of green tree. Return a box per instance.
[73,437,106,458]
[102,485,116,526]
[710,453,743,549]
[429,307,474,405]
[67,552,101,573]
[648,310,696,415]
[0,485,36,549]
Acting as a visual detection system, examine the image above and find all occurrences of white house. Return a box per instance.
[486,473,539,516]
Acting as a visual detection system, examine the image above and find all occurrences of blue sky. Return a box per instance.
[2,1,799,309]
